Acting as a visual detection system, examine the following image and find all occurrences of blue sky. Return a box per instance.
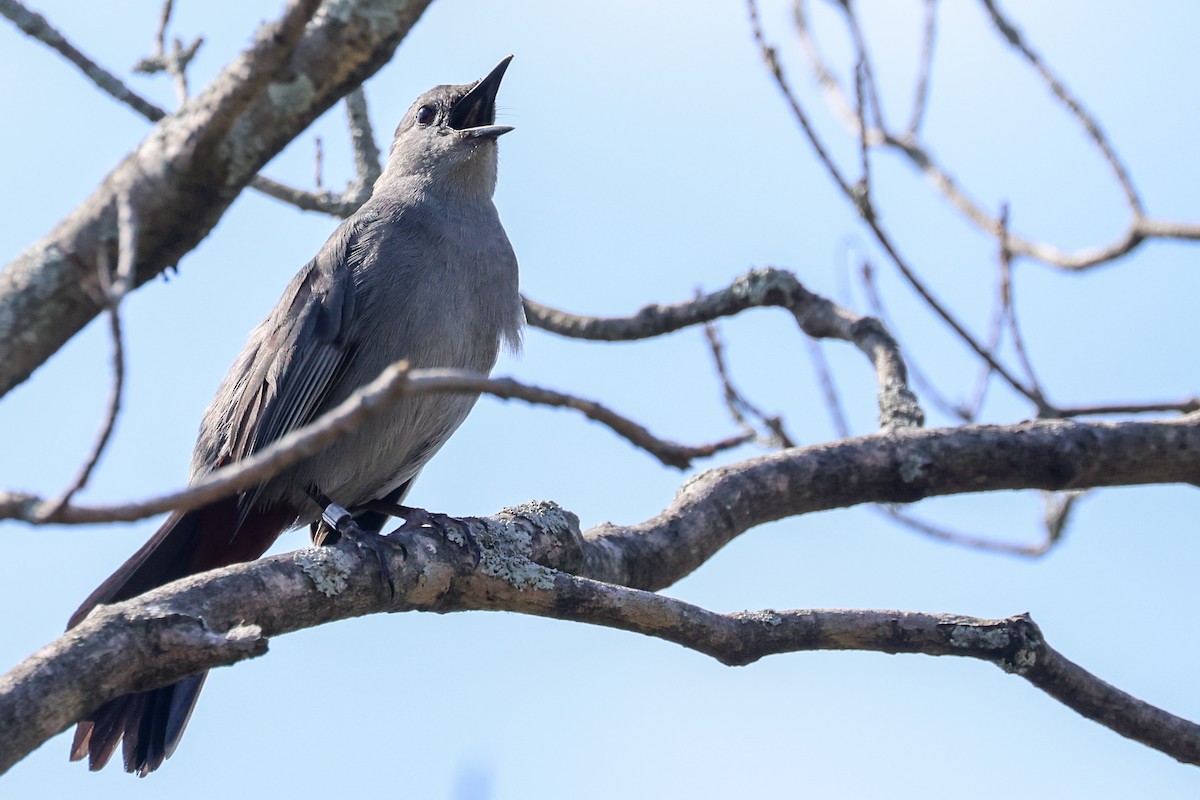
[2,1,1199,796]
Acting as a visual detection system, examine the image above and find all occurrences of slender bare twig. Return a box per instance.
[852,58,871,209]
[1048,400,1200,418]
[874,505,1051,557]
[345,87,383,203]
[313,136,324,189]
[132,0,202,104]
[789,0,1200,271]
[702,319,796,448]
[751,0,1038,404]
[906,0,938,135]
[0,364,749,526]
[41,193,139,516]
[805,337,851,439]
[249,175,362,218]
[978,0,1141,213]
[963,204,1042,417]
[996,207,1046,401]
[0,0,167,121]
[840,1,886,133]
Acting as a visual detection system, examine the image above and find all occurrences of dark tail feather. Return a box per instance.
[68,497,294,774]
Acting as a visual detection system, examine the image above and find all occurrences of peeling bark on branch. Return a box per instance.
[0,0,432,397]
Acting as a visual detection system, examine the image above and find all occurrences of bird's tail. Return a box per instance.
[68,497,294,774]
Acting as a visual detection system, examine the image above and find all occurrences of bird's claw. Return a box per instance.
[395,505,480,562]
[314,498,402,598]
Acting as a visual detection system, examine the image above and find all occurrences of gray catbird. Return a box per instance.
[67,57,523,775]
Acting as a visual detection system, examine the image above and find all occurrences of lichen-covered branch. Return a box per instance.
[4,491,1200,773]
[0,0,433,397]
[575,414,1200,590]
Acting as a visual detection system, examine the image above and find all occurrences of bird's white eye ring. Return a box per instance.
[416,105,436,126]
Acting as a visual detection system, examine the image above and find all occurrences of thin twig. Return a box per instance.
[0,0,167,121]
[1048,400,1200,418]
[978,0,1142,214]
[249,175,362,218]
[805,336,850,439]
[0,0,373,220]
[314,136,324,190]
[997,206,1046,401]
[906,0,938,135]
[852,58,871,209]
[789,0,1200,270]
[344,87,383,203]
[1,365,749,525]
[133,0,202,104]
[873,504,1051,558]
[839,0,886,132]
[702,318,796,448]
[42,192,139,515]
[749,0,1038,404]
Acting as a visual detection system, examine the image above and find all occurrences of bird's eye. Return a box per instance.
[415,105,436,126]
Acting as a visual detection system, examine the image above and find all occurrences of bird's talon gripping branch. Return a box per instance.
[333,517,398,600]
[394,505,480,561]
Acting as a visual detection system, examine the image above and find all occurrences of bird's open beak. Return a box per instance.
[448,56,514,139]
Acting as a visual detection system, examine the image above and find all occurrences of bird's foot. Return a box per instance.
[309,492,403,597]
[360,501,480,562]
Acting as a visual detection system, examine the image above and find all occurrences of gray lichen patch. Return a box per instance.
[294,546,355,597]
[1005,646,1038,674]
[878,384,925,430]
[503,499,578,537]
[948,624,1010,650]
[735,609,784,626]
[267,75,316,114]
[897,451,933,484]
[474,517,555,591]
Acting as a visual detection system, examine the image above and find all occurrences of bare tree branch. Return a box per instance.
[751,0,1039,407]
[4,490,1200,772]
[787,0,1200,271]
[575,414,1200,590]
[0,0,434,398]
[906,0,937,135]
[526,266,924,430]
[856,258,972,421]
[978,0,1142,213]
[0,364,749,525]
[0,0,168,121]
[873,504,1052,558]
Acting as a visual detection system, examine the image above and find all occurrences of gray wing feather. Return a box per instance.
[211,216,366,535]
